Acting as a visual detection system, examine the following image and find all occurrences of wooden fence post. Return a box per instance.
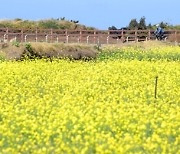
[154,76,158,99]
[6,28,9,42]
[94,31,96,44]
[126,37,129,42]
[35,28,38,42]
[80,30,82,43]
[107,36,109,44]
[21,29,24,43]
[148,30,151,40]
[87,36,89,44]
[25,35,28,42]
[65,29,68,36]
[135,30,138,42]
[107,31,110,44]
[65,29,68,43]
[51,28,53,43]
[66,35,69,43]
[121,30,124,42]
[175,30,177,43]
[46,35,48,42]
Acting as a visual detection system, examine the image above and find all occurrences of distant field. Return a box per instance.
[0,46,179,153]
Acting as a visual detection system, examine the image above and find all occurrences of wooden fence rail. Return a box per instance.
[0,28,179,44]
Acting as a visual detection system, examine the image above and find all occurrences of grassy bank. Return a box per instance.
[0,42,97,60]
[0,19,95,30]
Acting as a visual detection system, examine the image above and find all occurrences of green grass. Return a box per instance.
[98,46,180,61]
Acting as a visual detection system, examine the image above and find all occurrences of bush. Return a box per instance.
[0,50,5,61]
[38,20,60,29]
[11,40,20,47]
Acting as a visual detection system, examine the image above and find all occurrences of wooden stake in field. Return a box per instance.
[154,76,158,99]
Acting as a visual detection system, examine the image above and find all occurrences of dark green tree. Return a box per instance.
[108,26,117,30]
[128,19,138,30]
[159,22,169,29]
[147,23,153,29]
[138,16,147,30]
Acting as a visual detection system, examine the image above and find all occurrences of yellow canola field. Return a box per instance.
[0,47,180,153]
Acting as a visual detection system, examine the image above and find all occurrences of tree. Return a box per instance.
[60,17,65,20]
[138,16,147,30]
[128,19,138,30]
[147,23,153,29]
[159,22,169,29]
[14,18,22,22]
[108,26,117,30]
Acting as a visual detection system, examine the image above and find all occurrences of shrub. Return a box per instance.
[0,50,5,61]
[11,40,20,47]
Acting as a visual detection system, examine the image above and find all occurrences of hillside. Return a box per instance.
[0,18,96,30]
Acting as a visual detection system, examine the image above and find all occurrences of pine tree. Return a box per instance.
[138,16,147,30]
[128,19,138,30]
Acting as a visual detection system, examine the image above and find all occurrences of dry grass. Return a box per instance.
[29,42,97,59]
[0,19,95,30]
[0,42,97,60]
[0,43,24,60]
[102,40,173,50]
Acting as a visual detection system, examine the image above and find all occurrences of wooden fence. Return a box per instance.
[0,28,179,44]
